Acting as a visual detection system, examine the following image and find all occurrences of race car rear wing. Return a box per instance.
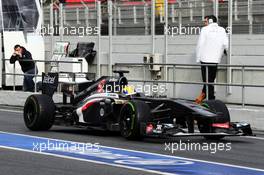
[42,72,59,97]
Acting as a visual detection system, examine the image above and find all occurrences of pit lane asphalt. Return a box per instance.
[0,109,264,175]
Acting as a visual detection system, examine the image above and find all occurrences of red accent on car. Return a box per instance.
[97,79,106,93]
[212,122,230,129]
[82,101,95,111]
[146,123,154,134]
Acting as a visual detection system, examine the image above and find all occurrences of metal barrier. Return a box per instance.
[3,60,264,107]
[2,59,83,93]
[114,62,264,107]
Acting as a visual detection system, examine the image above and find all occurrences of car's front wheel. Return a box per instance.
[24,94,55,131]
[119,100,150,140]
[198,100,230,140]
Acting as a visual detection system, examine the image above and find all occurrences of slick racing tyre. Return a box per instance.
[24,94,55,131]
[203,100,230,123]
[198,100,230,140]
[119,100,150,140]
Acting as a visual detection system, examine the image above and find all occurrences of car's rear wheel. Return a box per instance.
[119,100,150,140]
[198,100,230,140]
[24,94,55,131]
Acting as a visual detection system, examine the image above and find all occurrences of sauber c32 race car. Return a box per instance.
[23,70,253,140]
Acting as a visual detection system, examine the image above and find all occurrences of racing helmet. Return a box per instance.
[122,85,136,95]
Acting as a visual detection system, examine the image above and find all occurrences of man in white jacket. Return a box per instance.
[195,15,228,103]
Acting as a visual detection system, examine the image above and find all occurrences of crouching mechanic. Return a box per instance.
[195,15,228,103]
[10,45,38,92]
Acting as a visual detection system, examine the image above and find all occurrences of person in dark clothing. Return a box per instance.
[10,45,38,92]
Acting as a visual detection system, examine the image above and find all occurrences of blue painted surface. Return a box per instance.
[0,132,264,175]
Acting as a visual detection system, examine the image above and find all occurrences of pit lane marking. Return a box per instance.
[0,131,264,175]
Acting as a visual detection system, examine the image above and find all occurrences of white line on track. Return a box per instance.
[0,109,22,113]
[0,131,264,173]
[244,136,264,140]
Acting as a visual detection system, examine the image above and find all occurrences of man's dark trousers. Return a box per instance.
[24,68,38,92]
[201,62,218,100]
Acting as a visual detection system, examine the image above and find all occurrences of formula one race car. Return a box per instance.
[23,70,253,140]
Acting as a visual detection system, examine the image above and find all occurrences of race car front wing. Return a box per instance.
[141,121,254,138]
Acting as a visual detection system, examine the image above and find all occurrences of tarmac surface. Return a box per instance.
[0,108,264,175]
